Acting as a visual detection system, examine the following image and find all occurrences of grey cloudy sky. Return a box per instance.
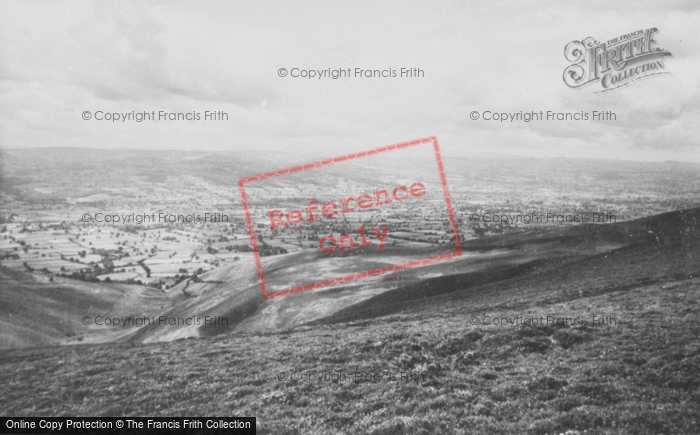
[0,0,698,162]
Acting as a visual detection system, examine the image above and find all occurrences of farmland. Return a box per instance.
[2,148,700,433]
[3,148,698,292]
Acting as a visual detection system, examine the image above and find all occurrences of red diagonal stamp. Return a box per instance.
[238,136,461,299]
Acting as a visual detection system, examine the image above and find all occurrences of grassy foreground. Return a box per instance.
[2,239,700,434]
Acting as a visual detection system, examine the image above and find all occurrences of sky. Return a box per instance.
[0,0,699,162]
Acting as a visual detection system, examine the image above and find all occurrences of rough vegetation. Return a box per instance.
[2,209,699,434]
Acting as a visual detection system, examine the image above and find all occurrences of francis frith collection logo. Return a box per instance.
[563,27,672,92]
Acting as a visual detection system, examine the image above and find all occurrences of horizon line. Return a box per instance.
[1,145,698,165]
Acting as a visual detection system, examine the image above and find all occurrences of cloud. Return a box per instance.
[0,0,698,162]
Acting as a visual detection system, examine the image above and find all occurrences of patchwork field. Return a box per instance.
[3,149,700,433]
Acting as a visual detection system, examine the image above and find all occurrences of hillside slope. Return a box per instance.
[308,208,700,326]
[1,209,699,434]
[2,208,697,350]
[0,268,170,348]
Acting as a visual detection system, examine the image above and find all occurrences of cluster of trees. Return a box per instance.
[173,267,204,285]
[224,244,252,252]
[140,263,151,278]
[55,271,104,283]
[258,242,287,257]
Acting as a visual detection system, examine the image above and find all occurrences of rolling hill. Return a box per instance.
[2,208,698,350]
[1,208,699,433]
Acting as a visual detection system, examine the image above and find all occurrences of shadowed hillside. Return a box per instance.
[0,267,170,348]
[1,209,699,433]
[2,208,698,350]
[307,208,700,326]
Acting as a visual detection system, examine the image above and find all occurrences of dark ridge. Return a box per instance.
[306,207,700,327]
[306,258,550,326]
